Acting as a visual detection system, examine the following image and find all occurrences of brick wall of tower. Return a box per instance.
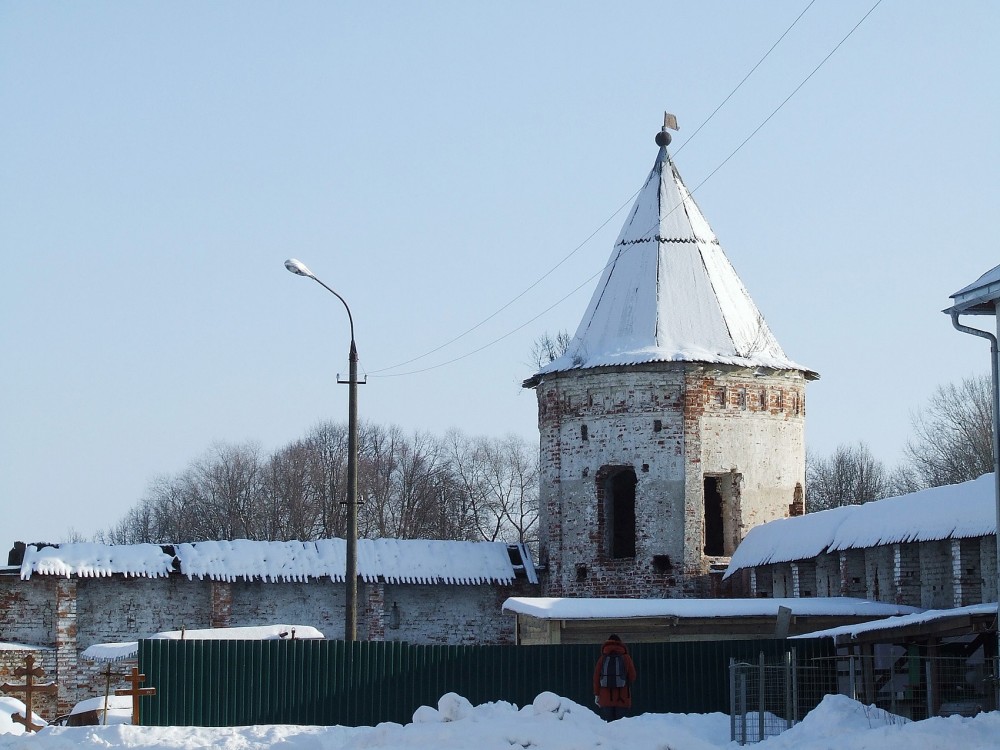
[534,362,807,598]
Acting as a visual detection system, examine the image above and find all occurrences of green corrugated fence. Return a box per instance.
[137,638,835,727]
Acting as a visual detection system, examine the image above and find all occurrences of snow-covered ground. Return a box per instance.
[1,692,997,749]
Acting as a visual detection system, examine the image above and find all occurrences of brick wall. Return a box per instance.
[815,553,839,597]
[771,563,792,597]
[893,543,921,605]
[952,538,982,607]
[534,362,806,599]
[0,574,56,646]
[0,572,537,717]
[791,561,817,597]
[0,648,58,721]
[738,535,997,611]
[227,580,342,637]
[981,537,998,602]
[864,546,894,603]
[839,550,866,598]
[384,581,531,645]
[918,540,954,609]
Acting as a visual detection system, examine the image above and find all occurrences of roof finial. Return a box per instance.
[656,112,679,147]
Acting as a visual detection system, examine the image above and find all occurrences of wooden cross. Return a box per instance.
[114,667,156,725]
[0,654,58,732]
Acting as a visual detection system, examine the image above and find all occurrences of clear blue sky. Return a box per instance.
[2,1,997,543]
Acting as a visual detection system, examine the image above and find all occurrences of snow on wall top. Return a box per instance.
[19,542,175,579]
[20,538,531,585]
[82,624,325,662]
[725,474,998,578]
[790,602,998,641]
[502,597,920,620]
[529,145,815,383]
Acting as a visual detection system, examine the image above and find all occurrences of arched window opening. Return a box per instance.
[604,468,637,559]
[703,477,725,556]
[704,471,743,556]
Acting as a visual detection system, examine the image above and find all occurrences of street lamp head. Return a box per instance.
[284,258,315,278]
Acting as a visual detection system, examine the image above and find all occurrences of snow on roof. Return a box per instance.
[725,473,997,578]
[528,141,814,384]
[82,624,325,662]
[501,597,920,620]
[791,602,998,641]
[20,538,533,585]
[948,263,1000,315]
[20,542,175,579]
[0,642,51,651]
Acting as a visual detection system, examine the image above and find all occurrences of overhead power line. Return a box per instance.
[370,0,880,379]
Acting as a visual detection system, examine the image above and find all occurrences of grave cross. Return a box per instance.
[114,666,156,725]
[0,654,58,732]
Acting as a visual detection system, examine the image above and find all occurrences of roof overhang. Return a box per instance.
[944,264,1000,316]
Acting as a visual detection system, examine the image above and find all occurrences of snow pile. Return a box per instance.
[1,693,999,748]
[20,539,526,585]
[726,473,997,576]
[20,543,174,580]
[83,625,325,662]
[503,596,920,620]
[0,697,45,736]
[67,696,132,725]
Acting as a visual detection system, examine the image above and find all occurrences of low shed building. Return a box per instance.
[502,597,920,645]
[723,474,998,608]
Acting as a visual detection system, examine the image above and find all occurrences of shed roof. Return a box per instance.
[725,473,997,578]
[82,624,326,662]
[502,596,919,620]
[946,264,1000,315]
[791,602,998,644]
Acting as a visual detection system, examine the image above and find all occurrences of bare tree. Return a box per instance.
[445,432,539,546]
[806,442,894,512]
[263,440,322,541]
[530,330,571,369]
[302,421,350,539]
[102,422,538,549]
[903,374,993,489]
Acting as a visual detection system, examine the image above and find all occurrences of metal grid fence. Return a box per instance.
[729,652,797,744]
[730,649,1000,745]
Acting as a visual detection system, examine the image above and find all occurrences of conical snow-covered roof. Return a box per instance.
[530,132,816,383]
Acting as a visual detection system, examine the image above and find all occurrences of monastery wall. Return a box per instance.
[384,584,515,645]
[0,571,530,718]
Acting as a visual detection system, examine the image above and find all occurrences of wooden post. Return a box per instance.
[0,654,58,732]
[100,663,129,726]
[114,667,156,726]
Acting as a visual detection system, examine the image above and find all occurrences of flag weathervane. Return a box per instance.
[656,112,679,147]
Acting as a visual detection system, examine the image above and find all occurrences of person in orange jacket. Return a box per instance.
[592,634,637,721]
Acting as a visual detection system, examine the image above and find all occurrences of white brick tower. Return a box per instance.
[524,120,818,598]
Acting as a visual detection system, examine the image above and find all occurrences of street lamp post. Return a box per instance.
[285,258,360,642]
